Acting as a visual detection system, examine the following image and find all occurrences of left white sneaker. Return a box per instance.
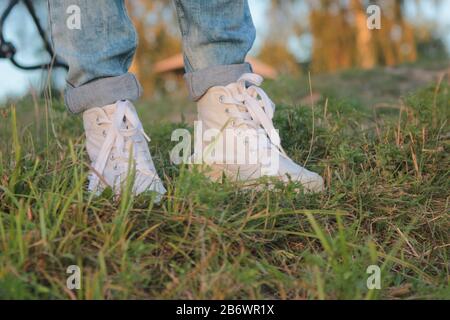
[194,73,324,193]
[83,100,166,198]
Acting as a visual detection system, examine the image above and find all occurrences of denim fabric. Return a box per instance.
[48,0,256,113]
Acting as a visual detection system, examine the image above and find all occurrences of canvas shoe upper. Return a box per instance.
[194,73,324,193]
[82,100,166,198]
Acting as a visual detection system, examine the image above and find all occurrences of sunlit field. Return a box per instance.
[0,65,449,299]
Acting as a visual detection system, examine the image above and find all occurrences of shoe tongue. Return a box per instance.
[224,82,254,114]
[225,82,241,97]
[102,103,117,117]
[225,81,259,104]
[103,101,139,128]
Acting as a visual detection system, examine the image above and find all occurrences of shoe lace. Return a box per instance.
[221,73,287,157]
[89,100,156,191]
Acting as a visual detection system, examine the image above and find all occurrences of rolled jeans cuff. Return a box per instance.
[184,62,252,101]
[64,73,142,114]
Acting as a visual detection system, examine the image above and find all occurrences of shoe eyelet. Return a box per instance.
[113,164,118,170]
[96,116,100,124]
[225,108,230,113]
[219,95,225,103]
[110,154,115,161]
[102,130,107,137]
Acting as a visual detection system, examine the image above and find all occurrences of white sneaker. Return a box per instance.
[82,100,166,198]
[194,73,324,193]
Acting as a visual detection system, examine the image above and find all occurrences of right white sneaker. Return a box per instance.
[82,100,166,199]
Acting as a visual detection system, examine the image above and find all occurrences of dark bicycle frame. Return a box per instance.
[0,0,68,70]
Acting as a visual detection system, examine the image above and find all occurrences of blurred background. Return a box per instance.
[0,0,449,105]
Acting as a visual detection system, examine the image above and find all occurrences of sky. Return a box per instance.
[0,0,449,102]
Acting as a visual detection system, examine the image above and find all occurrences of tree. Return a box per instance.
[308,0,418,72]
[257,0,303,75]
[127,0,181,97]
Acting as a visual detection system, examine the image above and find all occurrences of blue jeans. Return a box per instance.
[47,0,255,114]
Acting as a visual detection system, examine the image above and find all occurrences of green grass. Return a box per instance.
[0,71,449,300]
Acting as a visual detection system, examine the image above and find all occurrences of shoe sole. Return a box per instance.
[191,164,324,193]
